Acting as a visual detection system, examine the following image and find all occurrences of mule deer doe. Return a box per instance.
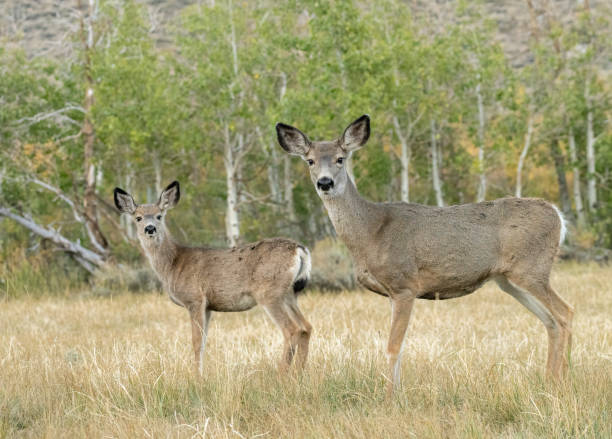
[114,181,313,374]
[276,115,573,397]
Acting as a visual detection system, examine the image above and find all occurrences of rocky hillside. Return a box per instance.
[0,0,607,68]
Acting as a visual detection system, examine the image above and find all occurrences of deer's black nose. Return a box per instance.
[317,177,334,192]
[144,225,156,235]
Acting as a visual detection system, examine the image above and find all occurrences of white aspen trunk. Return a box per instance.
[222,0,241,246]
[229,0,239,78]
[430,119,444,207]
[224,125,240,247]
[258,73,285,206]
[283,155,295,222]
[476,82,487,202]
[78,0,108,255]
[515,115,534,198]
[153,151,162,195]
[393,115,410,203]
[569,128,585,227]
[585,82,597,211]
[264,143,280,203]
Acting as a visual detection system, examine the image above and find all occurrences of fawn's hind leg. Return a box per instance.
[263,300,300,373]
[285,298,312,370]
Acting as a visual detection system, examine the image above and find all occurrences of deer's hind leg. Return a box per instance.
[263,300,300,373]
[496,275,573,379]
[285,297,312,370]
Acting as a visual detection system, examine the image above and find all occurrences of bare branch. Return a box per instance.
[235,191,273,207]
[0,205,105,268]
[13,104,85,128]
[26,177,82,221]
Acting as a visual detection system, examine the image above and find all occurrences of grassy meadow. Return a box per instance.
[1,262,611,438]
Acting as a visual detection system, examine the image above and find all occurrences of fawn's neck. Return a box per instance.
[140,232,179,282]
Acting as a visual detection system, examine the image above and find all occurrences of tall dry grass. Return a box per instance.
[1,263,610,438]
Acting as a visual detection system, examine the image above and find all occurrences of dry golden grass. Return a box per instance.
[1,263,611,438]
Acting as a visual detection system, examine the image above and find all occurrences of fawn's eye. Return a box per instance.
[336,157,344,164]
[156,215,162,220]
[136,217,143,222]
[307,159,314,166]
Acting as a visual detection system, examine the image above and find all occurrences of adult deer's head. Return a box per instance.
[114,181,180,246]
[276,115,370,198]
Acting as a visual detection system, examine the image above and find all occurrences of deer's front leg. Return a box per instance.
[386,294,415,400]
[189,303,212,375]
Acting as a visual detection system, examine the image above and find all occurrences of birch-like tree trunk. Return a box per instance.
[153,150,162,195]
[515,115,534,198]
[476,82,487,202]
[430,118,444,207]
[278,71,293,217]
[223,125,240,247]
[283,155,295,223]
[393,115,411,203]
[550,139,573,218]
[262,138,280,204]
[585,81,597,211]
[568,128,585,227]
[78,0,108,255]
[221,0,244,246]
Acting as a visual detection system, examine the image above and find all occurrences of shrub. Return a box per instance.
[91,264,161,296]
[309,237,357,292]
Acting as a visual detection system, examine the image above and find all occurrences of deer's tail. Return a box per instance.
[292,245,311,294]
[551,204,568,247]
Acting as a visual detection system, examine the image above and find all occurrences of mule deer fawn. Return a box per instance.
[277,115,573,397]
[114,181,312,374]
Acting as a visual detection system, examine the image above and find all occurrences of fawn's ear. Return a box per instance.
[341,115,370,152]
[114,187,137,214]
[276,123,311,157]
[158,180,180,210]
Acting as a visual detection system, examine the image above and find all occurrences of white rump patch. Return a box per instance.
[293,246,312,283]
[551,204,567,246]
[295,247,312,280]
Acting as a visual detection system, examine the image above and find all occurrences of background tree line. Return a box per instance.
[1,0,611,287]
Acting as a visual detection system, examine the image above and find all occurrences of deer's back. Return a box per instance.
[359,197,561,298]
[169,238,304,311]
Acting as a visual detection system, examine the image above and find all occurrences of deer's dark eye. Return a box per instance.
[337,157,344,164]
[307,159,314,166]
[156,215,162,220]
[136,217,143,222]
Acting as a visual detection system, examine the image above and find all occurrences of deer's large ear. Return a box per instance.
[158,181,180,210]
[114,188,137,214]
[341,115,370,152]
[276,123,311,157]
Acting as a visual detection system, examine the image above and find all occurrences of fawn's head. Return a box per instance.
[114,181,180,246]
[276,115,370,198]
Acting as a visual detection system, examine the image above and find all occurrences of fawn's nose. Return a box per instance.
[317,177,334,192]
[144,225,156,235]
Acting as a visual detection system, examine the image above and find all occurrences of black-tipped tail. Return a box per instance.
[293,277,308,294]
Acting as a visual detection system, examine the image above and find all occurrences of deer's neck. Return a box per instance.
[321,179,382,250]
[140,233,179,281]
